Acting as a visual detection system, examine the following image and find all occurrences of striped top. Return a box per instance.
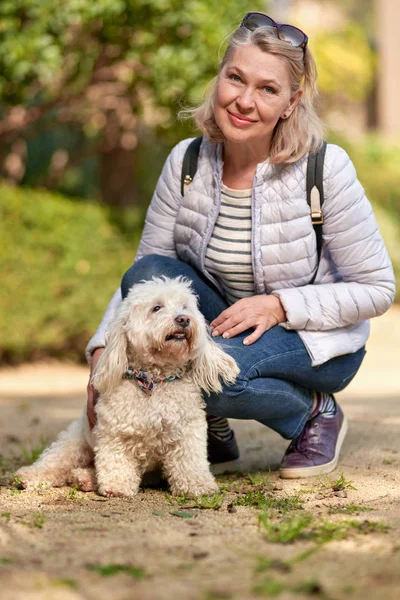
[205,183,254,305]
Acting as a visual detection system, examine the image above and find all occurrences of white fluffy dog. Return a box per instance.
[16,277,239,497]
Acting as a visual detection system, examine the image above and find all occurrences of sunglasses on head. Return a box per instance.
[240,12,308,49]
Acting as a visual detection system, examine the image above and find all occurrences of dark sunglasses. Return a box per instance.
[240,12,308,49]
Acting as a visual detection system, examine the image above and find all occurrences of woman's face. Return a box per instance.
[214,45,301,148]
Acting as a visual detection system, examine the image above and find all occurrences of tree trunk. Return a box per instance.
[100,146,139,208]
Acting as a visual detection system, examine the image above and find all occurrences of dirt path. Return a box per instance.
[0,309,399,600]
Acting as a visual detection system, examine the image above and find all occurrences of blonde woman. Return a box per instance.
[86,13,395,478]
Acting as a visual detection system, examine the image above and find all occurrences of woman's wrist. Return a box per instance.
[269,294,286,324]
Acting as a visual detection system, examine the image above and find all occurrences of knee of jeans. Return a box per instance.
[121,254,174,297]
[205,378,248,411]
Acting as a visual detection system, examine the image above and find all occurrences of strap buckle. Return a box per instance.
[311,210,324,225]
[184,175,193,185]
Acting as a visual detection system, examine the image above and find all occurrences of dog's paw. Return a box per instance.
[98,485,138,498]
[71,468,97,492]
[172,480,220,498]
[14,468,52,491]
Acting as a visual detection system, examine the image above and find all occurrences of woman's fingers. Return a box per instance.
[243,323,268,345]
[217,316,255,339]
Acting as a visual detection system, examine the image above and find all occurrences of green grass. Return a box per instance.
[87,563,146,579]
[1,512,10,522]
[253,579,286,597]
[247,470,272,487]
[318,472,356,492]
[234,490,303,513]
[258,513,313,544]
[165,491,225,510]
[67,484,80,500]
[328,504,374,515]
[258,512,389,545]
[21,513,46,529]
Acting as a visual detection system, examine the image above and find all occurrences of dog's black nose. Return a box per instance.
[175,315,190,328]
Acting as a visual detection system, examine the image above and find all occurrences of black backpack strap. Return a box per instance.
[306,141,327,284]
[181,136,203,196]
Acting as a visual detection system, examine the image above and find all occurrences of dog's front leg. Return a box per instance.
[163,426,219,497]
[95,434,142,498]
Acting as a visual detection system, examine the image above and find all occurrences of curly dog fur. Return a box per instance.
[16,277,239,497]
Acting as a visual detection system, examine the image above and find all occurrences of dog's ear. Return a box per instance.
[191,335,239,395]
[91,304,131,395]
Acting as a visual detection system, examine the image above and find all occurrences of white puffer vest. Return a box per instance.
[87,137,395,366]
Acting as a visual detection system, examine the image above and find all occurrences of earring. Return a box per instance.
[281,113,288,119]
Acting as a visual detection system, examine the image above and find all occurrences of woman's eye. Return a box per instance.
[152,305,162,313]
[229,74,241,82]
[264,86,275,94]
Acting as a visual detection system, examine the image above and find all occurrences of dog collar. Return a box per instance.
[123,368,178,396]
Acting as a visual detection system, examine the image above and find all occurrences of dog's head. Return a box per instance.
[92,276,239,395]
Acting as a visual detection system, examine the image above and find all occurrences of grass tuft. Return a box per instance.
[234,490,303,513]
[318,472,356,492]
[258,513,313,544]
[87,563,146,579]
[328,504,374,515]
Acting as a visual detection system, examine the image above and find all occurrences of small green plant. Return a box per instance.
[328,504,374,515]
[292,578,324,595]
[12,474,23,489]
[318,472,356,492]
[247,470,271,487]
[54,579,79,589]
[383,459,393,465]
[0,558,12,564]
[1,512,11,522]
[345,520,390,534]
[253,578,285,597]
[193,492,225,510]
[21,513,46,529]
[87,563,146,579]
[258,513,313,543]
[67,484,80,500]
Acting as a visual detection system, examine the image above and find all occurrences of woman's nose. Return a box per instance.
[236,87,255,109]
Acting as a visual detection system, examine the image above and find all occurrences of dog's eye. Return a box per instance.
[152,305,162,313]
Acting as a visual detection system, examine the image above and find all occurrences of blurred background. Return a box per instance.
[0,0,399,365]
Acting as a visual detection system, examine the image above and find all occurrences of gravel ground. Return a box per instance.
[0,308,399,600]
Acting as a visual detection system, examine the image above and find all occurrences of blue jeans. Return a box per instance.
[121,255,365,440]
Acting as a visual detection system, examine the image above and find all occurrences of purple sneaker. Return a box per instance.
[279,395,348,479]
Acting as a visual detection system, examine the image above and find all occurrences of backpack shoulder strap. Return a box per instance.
[181,136,203,196]
[306,141,327,284]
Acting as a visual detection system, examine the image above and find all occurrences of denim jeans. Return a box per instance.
[121,255,365,440]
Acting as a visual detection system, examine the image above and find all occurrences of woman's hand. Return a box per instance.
[87,347,104,430]
[210,294,286,345]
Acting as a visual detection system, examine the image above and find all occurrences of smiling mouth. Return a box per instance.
[166,332,187,342]
[227,111,257,124]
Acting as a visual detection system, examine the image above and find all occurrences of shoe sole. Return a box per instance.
[210,458,241,476]
[279,416,348,479]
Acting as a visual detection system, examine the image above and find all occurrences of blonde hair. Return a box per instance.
[178,25,326,164]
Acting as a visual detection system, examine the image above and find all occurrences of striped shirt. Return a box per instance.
[205,183,254,305]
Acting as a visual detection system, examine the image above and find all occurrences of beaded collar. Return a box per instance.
[123,368,178,396]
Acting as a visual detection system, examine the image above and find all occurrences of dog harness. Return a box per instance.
[123,368,177,396]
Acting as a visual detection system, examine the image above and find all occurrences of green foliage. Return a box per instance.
[312,23,375,102]
[0,182,140,362]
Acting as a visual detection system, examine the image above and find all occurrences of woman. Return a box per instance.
[86,13,395,478]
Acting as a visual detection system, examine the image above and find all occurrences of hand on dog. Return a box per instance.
[210,295,286,345]
[87,347,104,429]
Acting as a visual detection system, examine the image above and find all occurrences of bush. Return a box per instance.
[0,184,142,363]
